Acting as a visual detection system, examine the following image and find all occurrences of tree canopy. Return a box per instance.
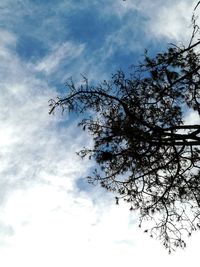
[49,14,200,252]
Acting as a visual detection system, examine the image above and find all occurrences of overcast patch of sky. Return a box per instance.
[1,0,200,266]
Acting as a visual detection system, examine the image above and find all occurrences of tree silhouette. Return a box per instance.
[49,16,200,252]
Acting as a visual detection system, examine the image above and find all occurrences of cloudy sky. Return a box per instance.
[1,0,200,266]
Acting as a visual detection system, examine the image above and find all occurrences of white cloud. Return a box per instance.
[148,1,197,42]
[100,0,198,56]
[0,28,92,222]
[184,110,200,125]
[34,42,85,75]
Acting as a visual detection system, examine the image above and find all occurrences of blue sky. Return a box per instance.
[1,0,200,266]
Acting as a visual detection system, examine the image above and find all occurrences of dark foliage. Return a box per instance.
[49,18,200,252]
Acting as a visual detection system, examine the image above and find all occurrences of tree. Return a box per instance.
[49,15,200,252]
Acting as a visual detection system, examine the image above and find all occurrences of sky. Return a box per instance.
[1,0,200,266]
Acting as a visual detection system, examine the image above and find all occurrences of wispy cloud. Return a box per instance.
[0,28,91,213]
[148,1,197,42]
[34,42,85,75]
[102,0,198,50]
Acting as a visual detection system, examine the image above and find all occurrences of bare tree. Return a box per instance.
[49,16,200,252]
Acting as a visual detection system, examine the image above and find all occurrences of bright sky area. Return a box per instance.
[1,0,200,266]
